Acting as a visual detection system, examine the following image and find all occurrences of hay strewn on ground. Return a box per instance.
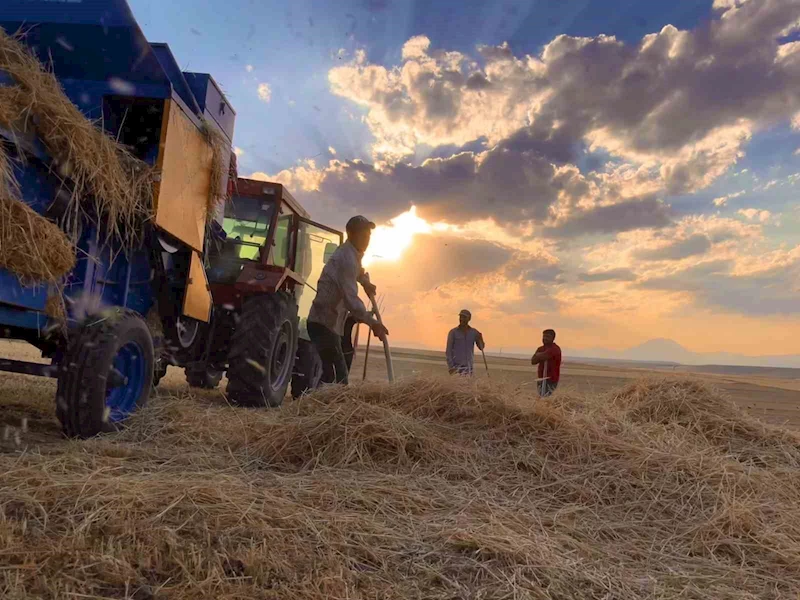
[0,144,75,285]
[2,377,800,599]
[0,28,153,251]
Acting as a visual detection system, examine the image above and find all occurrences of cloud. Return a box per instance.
[366,234,514,294]
[329,1,800,194]
[246,64,254,73]
[258,139,674,237]
[633,234,712,261]
[545,197,672,238]
[233,147,245,157]
[257,83,272,103]
[262,2,800,240]
[256,147,577,229]
[713,190,745,206]
[578,268,638,282]
[738,208,772,222]
[638,253,800,316]
[328,146,337,155]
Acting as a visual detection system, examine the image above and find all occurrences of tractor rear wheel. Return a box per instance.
[56,309,153,438]
[291,339,323,398]
[225,292,298,408]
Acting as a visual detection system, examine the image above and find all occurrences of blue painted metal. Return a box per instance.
[0,0,232,395]
[0,1,170,85]
[184,72,236,142]
[0,304,48,333]
[150,44,202,117]
[105,340,146,423]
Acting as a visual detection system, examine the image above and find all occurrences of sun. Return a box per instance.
[362,206,447,267]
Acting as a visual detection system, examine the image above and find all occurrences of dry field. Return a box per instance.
[1,339,800,599]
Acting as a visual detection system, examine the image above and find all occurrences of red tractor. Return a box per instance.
[157,177,357,406]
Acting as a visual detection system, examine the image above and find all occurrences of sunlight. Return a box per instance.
[362,206,447,267]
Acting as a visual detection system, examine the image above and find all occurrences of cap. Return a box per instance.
[459,309,471,318]
[346,215,376,232]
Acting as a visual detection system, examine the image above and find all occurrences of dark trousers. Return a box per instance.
[539,381,558,397]
[308,321,349,385]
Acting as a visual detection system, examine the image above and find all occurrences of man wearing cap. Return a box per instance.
[307,215,389,385]
[445,309,485,376]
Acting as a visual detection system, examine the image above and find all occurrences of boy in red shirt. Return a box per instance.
[531,329,561,396]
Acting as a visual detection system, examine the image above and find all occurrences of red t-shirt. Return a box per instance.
[535,343,561,383]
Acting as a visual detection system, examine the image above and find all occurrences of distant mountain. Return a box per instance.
[575,338,800,369]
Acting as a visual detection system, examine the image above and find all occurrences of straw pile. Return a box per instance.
[0,28,153,250]
[0,143,75,285]
[200,120,230,219]
[2,377,800,599]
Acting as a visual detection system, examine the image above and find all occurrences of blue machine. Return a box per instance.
[0,0,235,437]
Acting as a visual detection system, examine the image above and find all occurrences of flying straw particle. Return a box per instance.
[246,359,266,373]
[109,77,135,95]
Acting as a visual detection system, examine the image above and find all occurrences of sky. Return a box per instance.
[129,0,800,360]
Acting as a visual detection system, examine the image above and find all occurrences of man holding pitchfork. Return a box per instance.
[531,329,561,396]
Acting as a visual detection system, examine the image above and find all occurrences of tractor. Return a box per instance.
[159,176,358,406]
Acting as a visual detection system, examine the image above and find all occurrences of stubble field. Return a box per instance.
[1,338,800,599]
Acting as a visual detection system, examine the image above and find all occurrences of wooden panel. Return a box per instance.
[183,250,211,323]
[153,99,211,252]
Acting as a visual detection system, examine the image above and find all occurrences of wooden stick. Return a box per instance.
[368,291,394,383]
[352,322,360,363]
[541,361,548,396]
[481,349,490,378]
[362,327,372,381]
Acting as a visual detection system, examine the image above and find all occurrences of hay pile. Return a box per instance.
[0,144,75,284]
[200,120,230,219]
[2,377,800,598]
[0,28,154,285]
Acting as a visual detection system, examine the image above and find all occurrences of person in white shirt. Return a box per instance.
[445,309,485,376]
[307,215,389,384]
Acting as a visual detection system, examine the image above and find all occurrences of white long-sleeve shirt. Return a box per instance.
[446,326,482,371]
[308,241,372,336]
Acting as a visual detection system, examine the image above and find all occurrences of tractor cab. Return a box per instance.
[206,178,343,342]
[207,181,296,282]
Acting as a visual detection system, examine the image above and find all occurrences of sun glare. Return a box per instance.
[362,206,447,267]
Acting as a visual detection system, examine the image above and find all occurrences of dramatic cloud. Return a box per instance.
[578,268,638,282]
[545,197,672,238]
[633,234,712,261]
[329,0,800,190]
[269,0,800,239]
[260,145,593,230]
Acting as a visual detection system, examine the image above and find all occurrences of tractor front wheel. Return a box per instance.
[56,309,154,438]
[225,292,298,408]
